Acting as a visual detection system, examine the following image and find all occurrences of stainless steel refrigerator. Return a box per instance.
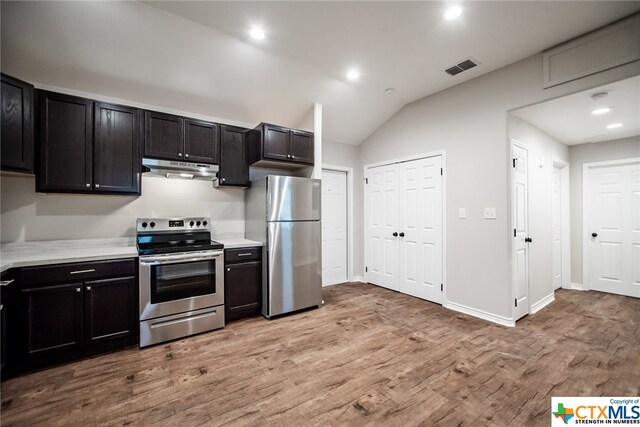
[245,175,322,318]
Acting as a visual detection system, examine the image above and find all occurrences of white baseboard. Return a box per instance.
[571,283,587,291]
[445,301,515,327]
[352,276,366,283]
[530,293,555,314]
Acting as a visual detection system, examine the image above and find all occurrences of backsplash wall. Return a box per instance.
[0,174,245,243]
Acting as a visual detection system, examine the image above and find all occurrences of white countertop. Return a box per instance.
[0,236,262,272]
[1,238,138,273]
[216,238,262,249]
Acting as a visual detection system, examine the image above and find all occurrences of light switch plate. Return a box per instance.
[459,208,467,219]
[484,208,496,219]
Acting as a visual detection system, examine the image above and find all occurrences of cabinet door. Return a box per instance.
[0,277,11,376]
[184,118,219,164]
[1,73,34,172]
[219,125,249,187]
[37,91,93,192]
[144,111,183,160]
[84,276,137,349]
[290,130,314,164]
[263,124,290,161]
[94,102,141,194]
[225,261,262,322]
[19,283,84,358]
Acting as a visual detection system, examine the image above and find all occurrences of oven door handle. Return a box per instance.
[139,252,223,265]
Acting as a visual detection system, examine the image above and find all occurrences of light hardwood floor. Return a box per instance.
[1,283,639,426]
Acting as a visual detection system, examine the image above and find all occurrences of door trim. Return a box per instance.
[552,158,571,290]
[510,139,530,320]
[363,149,447,305]
[582,157,640,290]
[322,165,353,285]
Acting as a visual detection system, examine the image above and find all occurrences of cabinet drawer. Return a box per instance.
[19,258,136,286]
[225,247,261,263]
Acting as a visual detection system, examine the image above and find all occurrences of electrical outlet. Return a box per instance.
[459,208,467,219]
[484,208,496,219]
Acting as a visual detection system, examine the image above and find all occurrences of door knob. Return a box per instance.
[525,237,532,243]
[399,232,405,237]
[393,232,398,237]
[591,232,598,238]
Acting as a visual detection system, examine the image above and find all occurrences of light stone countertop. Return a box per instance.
[216,238,262,249]
[0,236,262,272]
[0,238,138,273]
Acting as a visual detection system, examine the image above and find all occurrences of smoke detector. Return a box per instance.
[591,91,609,101]
[385,88,395,95]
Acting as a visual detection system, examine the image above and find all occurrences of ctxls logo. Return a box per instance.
[551,397,640,426]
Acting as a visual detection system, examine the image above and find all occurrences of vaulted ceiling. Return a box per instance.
[2,1,639,145]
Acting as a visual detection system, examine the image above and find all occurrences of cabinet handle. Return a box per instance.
[291,155,296,159]
[0,279,14,287]
[95,184,100,189]
[86,183,91,188]
[222,178,226,182]
[76,287,82,292]
[237,253,253,257]
[86,286,92,291]
[0,304,3,311]
[227,268,230,272]
[70,269,96,275]
[178,153,182,157]
[185,154,189,158]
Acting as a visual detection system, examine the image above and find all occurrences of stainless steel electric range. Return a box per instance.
[136,217,224,347]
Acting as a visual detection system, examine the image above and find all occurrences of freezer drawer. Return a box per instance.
[266,221,322,317]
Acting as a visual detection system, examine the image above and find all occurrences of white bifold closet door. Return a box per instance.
[366,156,443,304]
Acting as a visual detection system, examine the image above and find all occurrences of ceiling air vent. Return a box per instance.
[444,58,479,76]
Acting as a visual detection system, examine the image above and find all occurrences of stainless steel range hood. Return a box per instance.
[142,158,218,181]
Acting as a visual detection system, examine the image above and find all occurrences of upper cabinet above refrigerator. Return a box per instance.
[248,122,314,169]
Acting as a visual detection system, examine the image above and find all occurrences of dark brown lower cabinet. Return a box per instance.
[20,283,84,358]
[225,247,262,322]
[84,276,137,351]
[11,259,138,375]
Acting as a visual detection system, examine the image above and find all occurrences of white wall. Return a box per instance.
[569,135,640,284]
[358,51,640,321]
[508,116,569,306]
[0,175,244,243]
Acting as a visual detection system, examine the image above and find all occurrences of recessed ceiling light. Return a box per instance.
[444,6,463,20]
[346,69,360,81]
[607,123,623,129]
[249,28,265,40]
[591,107,611,115]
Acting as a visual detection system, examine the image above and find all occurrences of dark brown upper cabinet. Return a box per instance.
[217,125,249,188]
[184,118,219,164]
[144,111,219,164]
[37,91,93,193]
[248,122,314,168]
[36,90,141,195]
[144,111,182,160]
[94,102,141,194]
[1,73,34,173]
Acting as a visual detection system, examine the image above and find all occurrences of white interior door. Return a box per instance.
[398,157,443,303]
[365,163,399,290]
[587,161,640,298]
[512,143,530,320]
[321,169,348,286]
[552,166,563,290]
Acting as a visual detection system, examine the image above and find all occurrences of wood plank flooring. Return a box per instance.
[1,283,639,426]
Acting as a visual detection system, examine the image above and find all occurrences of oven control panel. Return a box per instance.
[136,217,211,232]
